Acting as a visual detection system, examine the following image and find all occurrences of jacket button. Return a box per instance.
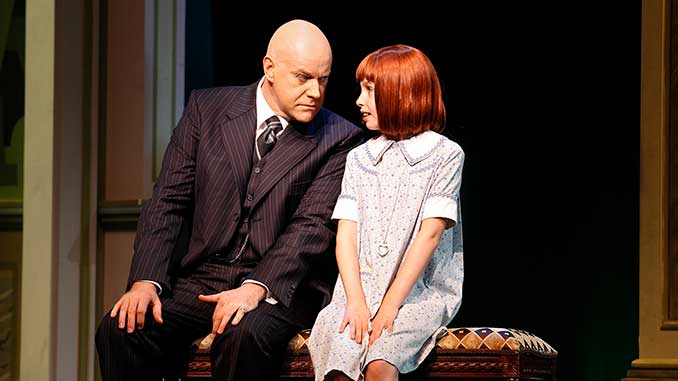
[247,194,253,201]
[254,167,261,174]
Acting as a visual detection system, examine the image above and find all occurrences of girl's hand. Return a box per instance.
[339,299,371,344]
[368,303,399,347]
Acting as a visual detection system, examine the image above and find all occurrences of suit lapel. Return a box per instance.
[218,86,257,205]
[251,121,318,207]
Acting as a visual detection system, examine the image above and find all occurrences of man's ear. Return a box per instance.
[263,56,275,81]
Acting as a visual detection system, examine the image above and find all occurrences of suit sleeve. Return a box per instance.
[127,92,201,292]
[249,125,363,307]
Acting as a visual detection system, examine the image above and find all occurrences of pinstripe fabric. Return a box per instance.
[97,260,316,381]
[129,82,362,308]
[97,82,363,380]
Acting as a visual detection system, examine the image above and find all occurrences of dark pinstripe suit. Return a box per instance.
[96,83,363,380]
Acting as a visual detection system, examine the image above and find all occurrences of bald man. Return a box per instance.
[95,19,363,381]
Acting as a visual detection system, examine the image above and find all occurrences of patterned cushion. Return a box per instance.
[195,327,557,358]
[187,327,557,379]
[287,329,312,351]
[437,327,558,356]
[266,327,556,357]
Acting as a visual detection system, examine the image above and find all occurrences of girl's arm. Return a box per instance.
[368,217,448,346]
[336,219,371,344]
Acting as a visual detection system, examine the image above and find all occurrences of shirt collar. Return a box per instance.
[366,131,443,166]
[256,77,289,131]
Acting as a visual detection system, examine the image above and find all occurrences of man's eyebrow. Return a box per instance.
[293,68,330,78]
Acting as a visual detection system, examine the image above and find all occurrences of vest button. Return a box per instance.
[254,167,261,174]
[247,194,253,201]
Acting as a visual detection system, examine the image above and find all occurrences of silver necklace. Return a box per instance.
[375,146,409,257]
[376,180,400,256]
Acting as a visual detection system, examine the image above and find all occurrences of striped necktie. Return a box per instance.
[257,116,283,160]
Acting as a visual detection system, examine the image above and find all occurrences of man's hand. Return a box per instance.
[110,281,163,333]
[198,283,266,334]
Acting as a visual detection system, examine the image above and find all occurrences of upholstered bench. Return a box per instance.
[183,327,557,380]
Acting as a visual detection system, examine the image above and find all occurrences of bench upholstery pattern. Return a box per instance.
[185,326,558,380]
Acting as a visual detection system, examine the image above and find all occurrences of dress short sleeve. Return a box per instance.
[332,152,359,222]
[422,147,464,228]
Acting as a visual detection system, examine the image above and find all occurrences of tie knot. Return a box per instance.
[257,116,283,160]
[265,116,282,133]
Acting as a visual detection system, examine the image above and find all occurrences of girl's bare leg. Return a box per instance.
[364,360,398,381]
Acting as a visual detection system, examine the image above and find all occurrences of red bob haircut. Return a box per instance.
[356,44,446,141]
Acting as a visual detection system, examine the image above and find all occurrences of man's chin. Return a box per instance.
[292,110,320,123]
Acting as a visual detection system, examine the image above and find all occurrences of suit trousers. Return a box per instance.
[95,260,309,381]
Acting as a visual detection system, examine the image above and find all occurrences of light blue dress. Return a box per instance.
[307,131,465,381]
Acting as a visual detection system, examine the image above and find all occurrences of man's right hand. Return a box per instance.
[110,281,163,333]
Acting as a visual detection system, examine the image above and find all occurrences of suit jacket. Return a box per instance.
[128,82,363,313]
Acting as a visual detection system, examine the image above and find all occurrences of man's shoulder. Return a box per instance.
[189,84,255,105]
[184,84,257,124]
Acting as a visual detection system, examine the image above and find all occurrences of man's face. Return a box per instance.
[268,56,331,123]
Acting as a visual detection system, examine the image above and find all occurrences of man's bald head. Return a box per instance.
[261,20,333,123]
[266,19,332,64]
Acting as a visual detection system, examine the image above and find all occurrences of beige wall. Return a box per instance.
[19,0,184,379]
[22,0,56,379]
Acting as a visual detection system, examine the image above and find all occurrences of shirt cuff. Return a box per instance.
[422,196,459,228]
[332,196,359,222]
[242,279,278,305]
[139,280,162,295]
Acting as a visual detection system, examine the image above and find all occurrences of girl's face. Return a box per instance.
[356,80,379,131]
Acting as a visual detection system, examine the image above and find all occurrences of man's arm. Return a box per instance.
[249,125,363,307]
[127,91,201,292]
[108,92,201,332]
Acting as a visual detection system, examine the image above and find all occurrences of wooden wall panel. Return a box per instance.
[637,0,678,360]
[0,231,21,381]
[0,231,21,263]
[103,0,145,202]
[101,231,135,317]
[669,0,678,323]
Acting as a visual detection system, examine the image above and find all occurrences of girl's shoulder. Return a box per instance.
[346,140,368,162]
[407,131,464,164]
[348,134,392,164]
[426,131,463,156]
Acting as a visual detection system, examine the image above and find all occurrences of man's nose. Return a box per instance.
[307,80,321,98]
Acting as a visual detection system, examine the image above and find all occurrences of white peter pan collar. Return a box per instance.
[366,131,443,166]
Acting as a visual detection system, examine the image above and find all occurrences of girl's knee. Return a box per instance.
[325,370,352,380]
[365,360,397,380]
